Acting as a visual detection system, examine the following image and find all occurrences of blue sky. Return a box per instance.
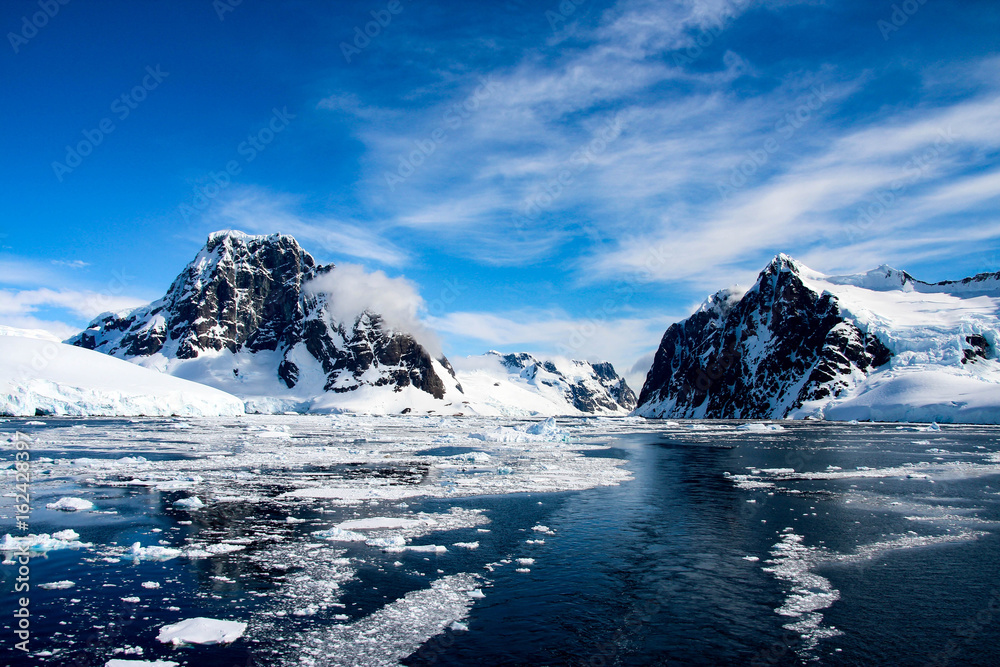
[2,0,999,386]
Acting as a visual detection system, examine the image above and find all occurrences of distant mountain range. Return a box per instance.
[635,254,1000,423]
[66,231,634,416]
[7,232,997,422]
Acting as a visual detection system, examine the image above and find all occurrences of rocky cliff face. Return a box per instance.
[635,255,893,419]
[70,231,457,408]
[490,351,637,413]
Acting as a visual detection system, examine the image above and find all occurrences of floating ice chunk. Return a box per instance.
[742,556,760,562]
[280,486,426,502]
[156,617,247,645]
[39,580,75,590]
[105,660,179,667]
[445,451,492,464]
[736,423,786,432]
[173,496,204,509]
[46,497,95,511]
[130,543,183,561]
[185,543,245,558]
[525,417,565,437]
[516,558,535,565]
[531,525,554,535]
[295,573,480,664]
[313,527,368,542]
[449,621,468,632]
[467,589,485,598]
[1,532,90,555]
[154,480,197,491]
[52,529,80,541]
[337,517,427,530]
[141,582,160,589]
[285,516,306,524]
[402,544,447,553]
[121,596,141,603]
[366,535,407,548]
[453,542,479,549]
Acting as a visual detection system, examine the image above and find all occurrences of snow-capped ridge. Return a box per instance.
[636,255,1000,424]
[451,351,636,416]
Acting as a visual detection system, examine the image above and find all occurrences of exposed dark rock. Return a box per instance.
[962,334,990,364]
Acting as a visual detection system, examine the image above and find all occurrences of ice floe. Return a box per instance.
[46,496,95,511]
[1,531,91,556]
[293,573,482,667]
[156,617,247,645]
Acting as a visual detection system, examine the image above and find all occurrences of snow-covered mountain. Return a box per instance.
[0,329,244,417]
[452,351,636,416]
[69,231,465,414]
[635,255,1000,424]
[66,231,635,417]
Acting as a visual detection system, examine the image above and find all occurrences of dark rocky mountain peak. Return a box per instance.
[70,230,457,405]
[636,254,893,419]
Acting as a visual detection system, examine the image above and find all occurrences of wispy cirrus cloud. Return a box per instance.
[202,188,410,267]
[586,81,1000,286]
[313,0,999,293]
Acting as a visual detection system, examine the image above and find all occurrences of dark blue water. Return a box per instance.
[3,421,999,666]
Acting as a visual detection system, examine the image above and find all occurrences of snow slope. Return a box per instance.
[791,266,1000,423]
[451,352,636,417]
[0,333,245,417]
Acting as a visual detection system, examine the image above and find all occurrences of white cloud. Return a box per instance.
[0,288,149,341]
[584,85,1000,286]
[305,264,443,357]
[51,259,90,269]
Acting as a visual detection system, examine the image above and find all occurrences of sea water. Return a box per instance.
[2,417,998,666]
